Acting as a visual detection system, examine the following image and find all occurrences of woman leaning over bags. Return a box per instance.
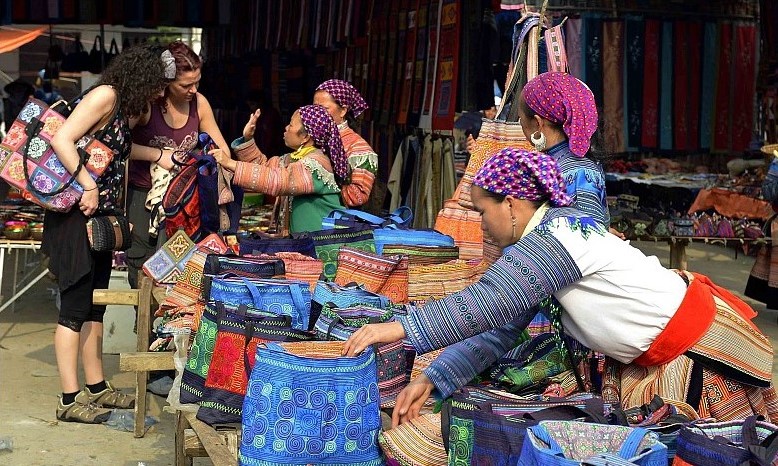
[313,79,378,208]
[45,45,169,424]
[345,147,776,428]
[214,104,347,234]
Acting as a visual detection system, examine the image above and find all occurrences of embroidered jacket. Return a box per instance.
[339,122,378,207]
[231,137,343,233]
[409,207,686,398]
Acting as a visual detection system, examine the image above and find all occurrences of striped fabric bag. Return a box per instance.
[250,252,324,292]
[380,412,448,466]
[382,244,460,266]
[407,259,487,305]
[334,247,409,304]
[673,416,778,466]
[311,281,391,332]
[309,226,376,280]
[314,304,408,407]
[434,200,484,261]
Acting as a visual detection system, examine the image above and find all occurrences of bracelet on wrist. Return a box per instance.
[154,147,164,163]
[83,186,98,192]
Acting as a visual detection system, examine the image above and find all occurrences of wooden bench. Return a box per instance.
[94,275,174,438]
[175,410,239,466]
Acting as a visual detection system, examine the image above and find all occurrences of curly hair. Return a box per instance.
[98,45,167,118]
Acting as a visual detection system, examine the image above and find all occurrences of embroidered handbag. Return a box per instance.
[208,276,312,331]
[334,247,409,304]
[407,259,487,305]
[86,215,132,252]
[240,341,383,466]
[381,244,460,266]
[238,232,317,257]
[0,96,116,212]
[311,281,391,332]
[672,416,778,466]
[322,206,414,230]
[518,421,668,466]
[434,199,485,260]
[250,252,324,292]
[380,413,448,466]
[314,304,408,406]
[200,255,285,302]
[142,229,197,285]
[309,226,376,280]
[373,227,455,255]
[197,309,315,425]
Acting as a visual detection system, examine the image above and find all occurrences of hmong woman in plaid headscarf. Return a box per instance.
[215,104,346,234]
[313,79,377,208]
[345,147,777,430]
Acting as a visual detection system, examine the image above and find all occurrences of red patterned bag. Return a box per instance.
[334,247,409,304]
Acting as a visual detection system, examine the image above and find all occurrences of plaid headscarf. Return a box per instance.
[297,104,349,181]
[316,79,369,118]
[522,72,598,157]
[473,147,572,207]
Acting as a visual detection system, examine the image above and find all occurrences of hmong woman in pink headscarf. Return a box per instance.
[313,79,378,208]
[214,104,346,233]
[344,147,776,431]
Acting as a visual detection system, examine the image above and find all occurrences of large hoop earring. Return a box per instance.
[531,131,547,152]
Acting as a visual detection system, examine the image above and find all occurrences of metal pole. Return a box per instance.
[0,269,50,315]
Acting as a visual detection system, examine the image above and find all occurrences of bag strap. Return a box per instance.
[286,283,308,328]
[239,277,264,307]
[748,429,778,466]
[528,423,566,455]
[327,208,387,227]
[522,405,609,424]
[616,427,651,458]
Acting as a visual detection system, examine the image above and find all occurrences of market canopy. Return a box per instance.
[0,26,44,53]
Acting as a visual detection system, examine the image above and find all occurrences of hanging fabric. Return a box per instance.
[420,0,443,130]
[431,0,460,131]
[624,17,645,152]
[659,21,674,151]
[603,19,625,154]
[700,22,718,150]
[641,19,661,150]
[565,18,584,79]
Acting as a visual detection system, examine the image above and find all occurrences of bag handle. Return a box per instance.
[521,405,608,424]
[616,427,651,459]
[748,429,778,466]
[286,283,309,329]
[239,277,264,308]
[528,423,566,455]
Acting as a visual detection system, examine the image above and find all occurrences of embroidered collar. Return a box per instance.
[290,145,316,161]
[520,202,550,239]
[337,121,349,131]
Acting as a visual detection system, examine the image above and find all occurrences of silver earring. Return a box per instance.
[531,131,547,151]
[511,216,517,240]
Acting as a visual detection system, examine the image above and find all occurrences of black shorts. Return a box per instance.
[58,251,113,331]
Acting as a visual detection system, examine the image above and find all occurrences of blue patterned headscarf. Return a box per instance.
[473,147,572,207]
[297,104,349,181]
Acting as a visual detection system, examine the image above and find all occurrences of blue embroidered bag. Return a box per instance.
[208,277,312,331]
[240,341,383,466]
[201,255,285,301]
[322,206,413,230]
[373,227,456,254]
[518,421,668,466]
[310,281,390,331]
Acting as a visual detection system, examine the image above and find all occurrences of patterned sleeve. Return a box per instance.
[340,145,378,207]
[231,136,269,165]
[233,154,331,197]
[399,229,583,354]
[566,167,610,227]
[423,320,526,398]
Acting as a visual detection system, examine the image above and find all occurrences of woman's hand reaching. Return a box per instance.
[243,109,261,140]
[342,322,406,357]
[211,148,237,172]
[391,374,435,428]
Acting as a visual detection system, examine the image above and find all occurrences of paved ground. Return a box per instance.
[0,240,774,465]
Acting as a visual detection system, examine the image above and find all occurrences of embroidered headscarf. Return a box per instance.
[316,79,369,118]
[473,147,572,207]
[522,72,598,157]
[297,104,349,181]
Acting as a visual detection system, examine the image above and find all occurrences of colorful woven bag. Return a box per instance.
[382,244,460,266]
[373,227,455,255]
[208,277,312,331]
[250,252,325,292]
[672,416,778,466]
[238,232,317,258]
[434,199,485,261]
[0,95,116,212]
[142,230,197,285]
[314,304,408,406]
[200,255,285,302]
[380,412,448,466]
[518,421,668,466]
[334,247,409,304]
[240,341,383,466]
[311,281,391,332]
[197,309,315,425]
[407,259,486,305]
[310,226,376,280]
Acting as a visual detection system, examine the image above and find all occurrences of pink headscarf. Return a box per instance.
[297,104,349,181]
[316,79,369,118]
[522,72,598,157]
[473,147,572,207]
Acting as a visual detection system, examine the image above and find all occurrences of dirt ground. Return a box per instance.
[0,240,776,466]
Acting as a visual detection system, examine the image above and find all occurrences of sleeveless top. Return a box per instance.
[129,96,200,189]
[43,86,132,290]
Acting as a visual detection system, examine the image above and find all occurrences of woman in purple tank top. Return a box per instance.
[126,41,231,291]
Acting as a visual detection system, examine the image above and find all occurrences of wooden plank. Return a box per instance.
[176,411,194,466]
[119,352,175,371]
[183,429,208,457]
[92,289,140,306]
[183,411,238,466]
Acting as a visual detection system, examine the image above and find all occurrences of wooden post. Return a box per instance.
[668,238,689,271]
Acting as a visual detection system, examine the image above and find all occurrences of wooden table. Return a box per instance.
[631,235,772,270]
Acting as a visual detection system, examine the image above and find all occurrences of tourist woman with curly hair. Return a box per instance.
[45,45,169,424]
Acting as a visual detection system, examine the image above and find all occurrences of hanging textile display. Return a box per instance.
[641,19,661,150]
[602,19,625,154]
[624,18,644,151]
[565,18,584,80]
[409,0,431,127]
[673,21,690,152]
[419,0,442,130]
[582,16,604,111]
[398,1,420,125]
[431,0,460,131]
[700,22,718,151]
[659,21,674,152]
[732,22,758,152]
